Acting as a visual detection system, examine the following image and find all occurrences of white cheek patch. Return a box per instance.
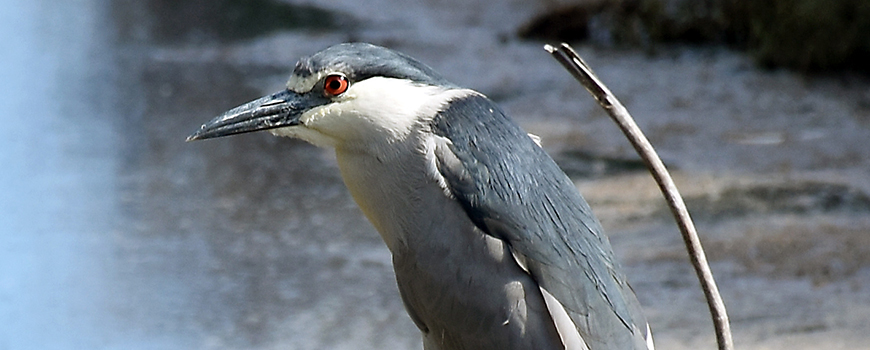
[333,78,453,138]
[268,122,339,149]
[301,77,477,146]
[271,94,357,148]
[298,103,332,125]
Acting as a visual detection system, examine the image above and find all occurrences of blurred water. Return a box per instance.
[0,1,412,349]
[0,0,123,348]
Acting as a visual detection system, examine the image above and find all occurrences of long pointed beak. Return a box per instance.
[187,89,323,141]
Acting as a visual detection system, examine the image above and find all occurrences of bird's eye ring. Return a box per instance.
[323,74,349,96]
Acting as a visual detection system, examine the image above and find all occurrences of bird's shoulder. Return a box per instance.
[427,92,651,349]
[428,92,602,254]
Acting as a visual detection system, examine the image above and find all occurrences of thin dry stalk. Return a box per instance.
[545,43,734,350]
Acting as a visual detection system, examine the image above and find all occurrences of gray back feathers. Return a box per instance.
[431,94,650,350]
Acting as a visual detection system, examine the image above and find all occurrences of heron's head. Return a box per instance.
[187,43,470,150]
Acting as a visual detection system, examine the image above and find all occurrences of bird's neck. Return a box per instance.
[333,132,450,254]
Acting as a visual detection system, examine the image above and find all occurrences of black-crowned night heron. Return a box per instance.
[188,43,653,350]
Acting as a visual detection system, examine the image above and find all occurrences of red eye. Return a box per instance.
[323,74,349,96]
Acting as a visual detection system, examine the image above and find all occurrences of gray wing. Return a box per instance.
[430,94,651,350]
